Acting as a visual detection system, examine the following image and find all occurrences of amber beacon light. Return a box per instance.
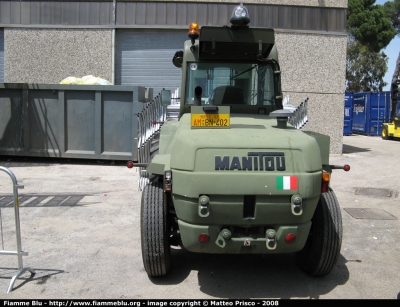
[188,22,200,45]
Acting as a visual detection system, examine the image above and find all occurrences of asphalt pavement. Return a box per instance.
[0,134,399,299]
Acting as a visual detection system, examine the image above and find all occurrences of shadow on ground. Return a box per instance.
[149,249,350,299]
[0,267,64,293]
[342,144,371,154]
[0,193,100,207]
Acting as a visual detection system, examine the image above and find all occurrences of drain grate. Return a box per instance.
[354,187,398,198]
[344,208,397,220]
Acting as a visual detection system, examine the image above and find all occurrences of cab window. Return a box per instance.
[185,62,276,106]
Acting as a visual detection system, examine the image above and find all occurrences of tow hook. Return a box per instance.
[266,229,277,250]
[215,228,231,248]
[198,195,210,217]
[291,194,303,216]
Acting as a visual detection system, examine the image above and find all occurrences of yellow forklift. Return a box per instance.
[382,52,400,140]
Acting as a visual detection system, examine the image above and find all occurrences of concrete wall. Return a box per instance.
[276,32,347,154]
[5,29,113,84]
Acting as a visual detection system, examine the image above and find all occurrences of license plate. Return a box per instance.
[191,113,230,128]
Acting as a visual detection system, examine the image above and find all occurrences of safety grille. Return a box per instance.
[285,97,308,130]
[137,91,166,191]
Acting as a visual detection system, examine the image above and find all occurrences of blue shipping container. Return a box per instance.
[344,92,353,135]
[352,91,391,136]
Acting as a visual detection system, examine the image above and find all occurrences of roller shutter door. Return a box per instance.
[115,29,187,97]
[0,29,4,82]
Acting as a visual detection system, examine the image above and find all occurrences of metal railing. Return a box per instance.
[137,92,167,191]
[284,97,309,130]
[0,166,35,294]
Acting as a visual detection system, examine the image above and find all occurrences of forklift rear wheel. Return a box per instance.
[141,180,171,277]
[381,126,390,140]
[295,188,342,277]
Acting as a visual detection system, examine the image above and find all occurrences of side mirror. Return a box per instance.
[160,89,171,106]
[173,51,183,68]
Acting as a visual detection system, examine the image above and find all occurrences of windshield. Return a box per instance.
[185,62,277,106]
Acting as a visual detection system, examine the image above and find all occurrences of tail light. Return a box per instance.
[198,233,210,243]
[164,170,172,192]
[285,233,296,243]
[321,172,330,192]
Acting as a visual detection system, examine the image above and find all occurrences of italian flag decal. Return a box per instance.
[276,176,298,190]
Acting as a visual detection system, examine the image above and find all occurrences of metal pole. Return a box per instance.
[0,166,35,293]
[111,0,116,84]
[0,167,24,268]
[377,92,380,136]
[0,206,4,250]
[11,172,24,270]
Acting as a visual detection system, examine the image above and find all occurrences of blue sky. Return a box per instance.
[375,0,400,90]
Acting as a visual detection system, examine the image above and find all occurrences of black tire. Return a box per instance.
[295,188,342,277]
[141,180,171,277]
[381,126,390,140]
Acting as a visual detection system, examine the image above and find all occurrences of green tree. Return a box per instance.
[346,40,389,92]
[346,0,397,92]
[383,0,400,36]
[348,0,396,52]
